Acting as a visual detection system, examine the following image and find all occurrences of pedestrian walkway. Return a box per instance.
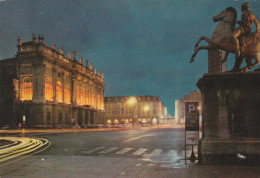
[79,146,197,160]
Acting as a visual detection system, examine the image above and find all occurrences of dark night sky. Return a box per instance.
[0,0,260,115]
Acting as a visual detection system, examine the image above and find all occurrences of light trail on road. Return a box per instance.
[0,137,51,167]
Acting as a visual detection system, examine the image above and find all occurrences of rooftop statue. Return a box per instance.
[73,51,76,60]
[190,2,260,72]
[86,59,89,67]
[60,47,64,55]
[90,63,94,70]
[52,42,56,50]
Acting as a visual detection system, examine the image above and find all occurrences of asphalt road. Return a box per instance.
[39,127,189,166]
[1,128,260,177]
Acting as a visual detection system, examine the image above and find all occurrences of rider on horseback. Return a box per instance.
[232,2,260,58]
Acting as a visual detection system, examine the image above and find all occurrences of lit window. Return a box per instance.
[20,77,33,101]
[45,78,53,101]
[98,94,101,109]
[56,81,63,103]
[64,84,71,104]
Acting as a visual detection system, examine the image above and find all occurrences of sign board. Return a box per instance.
[185,102,199,131]
[186,131,199,145]
[184,102,199,163]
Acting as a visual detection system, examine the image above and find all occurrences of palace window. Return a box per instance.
[76,85,80,105]
[98,94,101,109]
[85,85,89,105]
[56,81,63,103]
[64,84,71,104]
[20,77,33,101]
[45,78,53,101]
[81,85,85,105]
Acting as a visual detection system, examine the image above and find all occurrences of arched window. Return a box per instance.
[76,85,81,105]
[45,78,53,101]
[84,84,89,105]
[80,85,85,105]
[76,82,85,106]
[64,83,71,104]
[97,94,101,109]
[56,81,63,103]
[20,77,33,101]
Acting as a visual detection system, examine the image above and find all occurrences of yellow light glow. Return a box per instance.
[56,81,63,103]
[45,78,53,101]
[114,119,119,124]
[198,106,202,111]
[127,97,137,105]
[144,105,150,111]
[20,77,33,101]
[64,85,71,104]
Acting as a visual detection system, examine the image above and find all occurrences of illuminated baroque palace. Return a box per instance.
[0,34,105,128]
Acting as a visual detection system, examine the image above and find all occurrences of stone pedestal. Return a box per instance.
[197,72,260,165]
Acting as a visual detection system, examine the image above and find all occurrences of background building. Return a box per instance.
[0,34,105,128]
[104,96,172,125]
[175,90,201,124]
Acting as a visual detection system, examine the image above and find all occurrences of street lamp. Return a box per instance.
[143,105,150,125]
[127,97,137,105]
[127,97,137,125]
[144,105,150,112]
[22,115,26,136]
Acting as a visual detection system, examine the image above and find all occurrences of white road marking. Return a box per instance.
[99,147,118,154]
[168,150,177,157]
[133,148,147,155]
[82,147,105,154]
[150,149,162,156]
[123,134,153,142]
[115,148,133,154]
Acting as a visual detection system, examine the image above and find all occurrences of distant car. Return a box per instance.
[104,124,111,128]
[97,124,104,128]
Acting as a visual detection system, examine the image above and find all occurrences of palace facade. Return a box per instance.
[0,34,105,128]
[104,96,171,125]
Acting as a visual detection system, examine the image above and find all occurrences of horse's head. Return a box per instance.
[213,7,237,24]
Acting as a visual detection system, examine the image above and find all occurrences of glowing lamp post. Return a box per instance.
[127,97,137,125]
[127,97,137,105]
[22,115,26,136]
[144,105,150,125]
[144,105,150,112]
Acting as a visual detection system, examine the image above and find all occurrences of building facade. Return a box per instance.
[104,96,171,125]
[175,90,201,124]
[0,35,105,128]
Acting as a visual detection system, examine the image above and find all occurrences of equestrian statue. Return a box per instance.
[190,2,260,72]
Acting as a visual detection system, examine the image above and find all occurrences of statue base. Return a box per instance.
[197,72,260,165]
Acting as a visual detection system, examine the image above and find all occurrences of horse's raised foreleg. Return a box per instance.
[190,45,216,63]
[194,36,215,51]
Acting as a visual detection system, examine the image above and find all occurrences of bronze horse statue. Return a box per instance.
[190,7,260,72]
